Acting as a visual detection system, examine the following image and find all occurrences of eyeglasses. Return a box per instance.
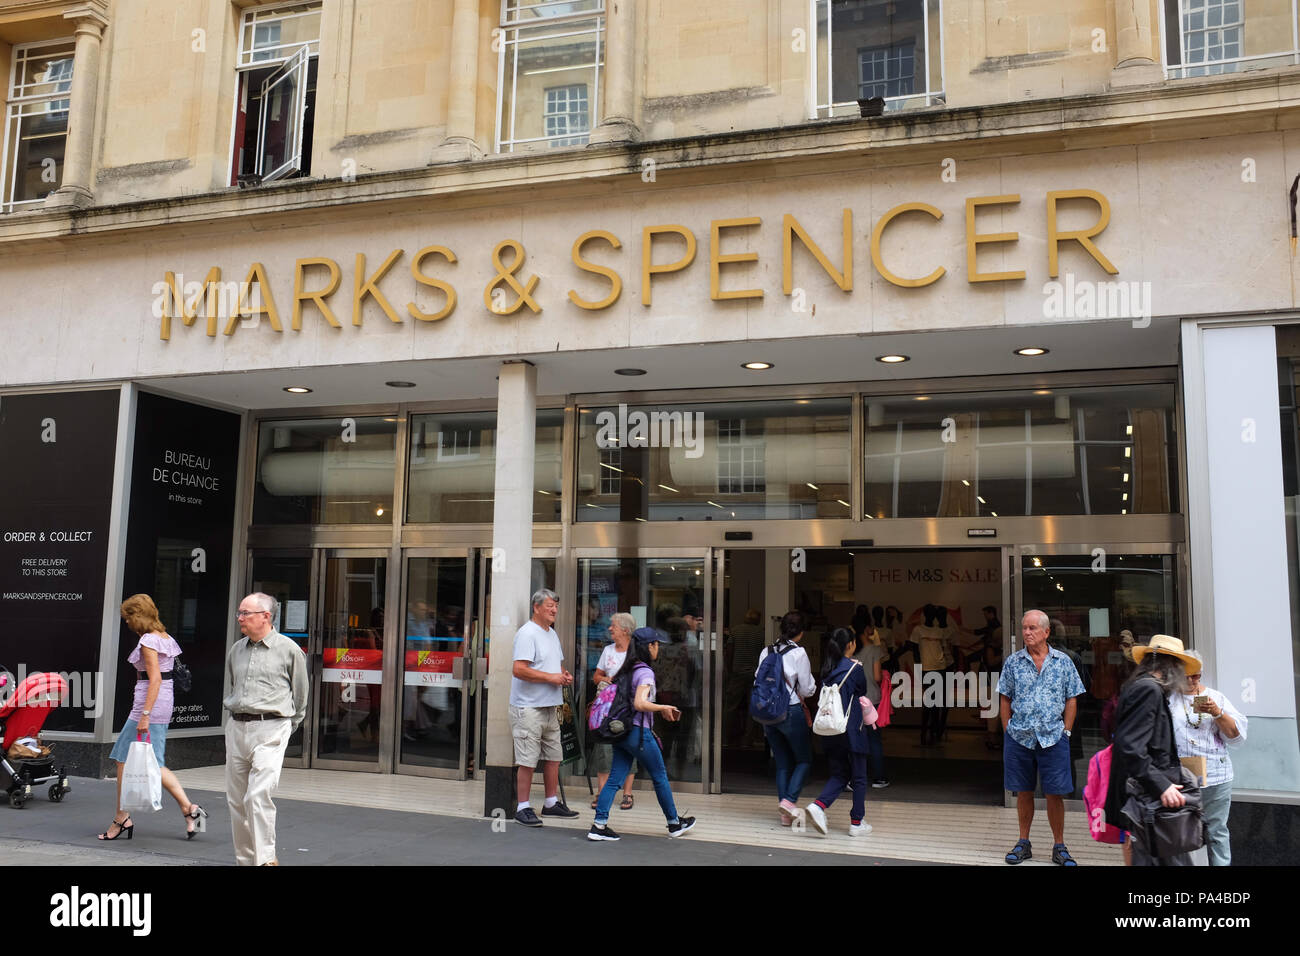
[235,610,268,618]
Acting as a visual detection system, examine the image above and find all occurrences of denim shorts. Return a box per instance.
[109,719,167,768]
[1003,734,1072,795]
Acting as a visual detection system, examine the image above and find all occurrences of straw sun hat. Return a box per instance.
[1130,634,1200,670]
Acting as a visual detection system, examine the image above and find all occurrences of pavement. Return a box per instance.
[0,776,928,866]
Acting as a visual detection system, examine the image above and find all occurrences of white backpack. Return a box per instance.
[812,660,860,736]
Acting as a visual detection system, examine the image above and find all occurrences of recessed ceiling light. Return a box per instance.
[807,482,819,490]
[1034,390,1051,396]
[283,386,312,394]
[977,496,986,504]
[615,368,646,376]
[876,354,910,364]
[990,511,998,517]
[742,361,773,370]
[961,479,970,487]
[915,395,930,401]
[385,381,416,388]
[1122,473,1130,483]
[375,507,385,517]
[1014,347,1049,357]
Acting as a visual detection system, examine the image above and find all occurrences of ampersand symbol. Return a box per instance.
[483,239,541,314]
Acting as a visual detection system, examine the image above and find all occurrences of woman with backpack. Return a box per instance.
[588,627,696,842]
[803,627,872,837]
[755,610,816,826]
[589,612,638,810]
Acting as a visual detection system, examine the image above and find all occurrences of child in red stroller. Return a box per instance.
[0,667,72,808]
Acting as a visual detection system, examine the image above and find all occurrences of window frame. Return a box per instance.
[2,37,76,213]
[495,0,605,153]
[1159,0,1300,78]
[810,0,945,119]
[228,1,322,186]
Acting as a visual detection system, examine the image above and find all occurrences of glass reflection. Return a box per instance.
[253,417,396,524]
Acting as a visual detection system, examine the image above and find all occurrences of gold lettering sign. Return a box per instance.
[156,190,1117,340]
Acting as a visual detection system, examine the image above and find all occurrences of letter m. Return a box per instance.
[102,893,129,926]
[159,267,223,340]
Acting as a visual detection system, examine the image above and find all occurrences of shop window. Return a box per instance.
[230,2,322,185]
[863,384,1179,519]
[497,0,604,152]
[576,399,851,521]
[814,0,943,118]
[2,40,75,213]
[253,416,397,525]
[406,409,564,523]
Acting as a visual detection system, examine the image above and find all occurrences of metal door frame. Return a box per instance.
[394,546,476,780]
[309,547,393,774]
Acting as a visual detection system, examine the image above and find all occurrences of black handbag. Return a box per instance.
[172,661,193,693]
[1122,766,1205,858]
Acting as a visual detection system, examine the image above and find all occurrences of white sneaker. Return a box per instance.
[849,822,872,837]
[805,802,828,835]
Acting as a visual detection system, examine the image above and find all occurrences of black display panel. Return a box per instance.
[117,392,241,732]
[0,391,119,733]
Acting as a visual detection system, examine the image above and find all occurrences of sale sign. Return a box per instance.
[404,649,461,687]
[322,647,383,684]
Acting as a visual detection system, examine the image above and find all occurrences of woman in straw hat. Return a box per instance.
[1104,634,1201,865]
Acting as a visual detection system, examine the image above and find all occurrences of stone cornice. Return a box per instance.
[5,69,1300,250]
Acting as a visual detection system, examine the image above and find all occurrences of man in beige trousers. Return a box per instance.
[223,592,308,866]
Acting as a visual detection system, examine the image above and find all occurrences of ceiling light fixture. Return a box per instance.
[914,395,930,401]
[615,368,646,376]
[1014,347,1049,357]
[658,484,678,493]
[876,354,910,364]
[385,380,416,388]
[1122,473,1130,483]
[742,361,773,370]
[961,479,970,487]
[977,496,986,504]
[807,482,819,490]
[283,386,312,394]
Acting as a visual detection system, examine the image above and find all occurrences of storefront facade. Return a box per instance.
[1,0,1298,861]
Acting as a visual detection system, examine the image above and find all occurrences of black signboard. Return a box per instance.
[0,391,119,733]
[117,392,241,732]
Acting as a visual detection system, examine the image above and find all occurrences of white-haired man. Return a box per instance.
[997,609,1085,866]
[510,588,577,826]
[223,592,308,866]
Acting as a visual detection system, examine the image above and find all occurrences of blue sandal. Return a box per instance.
[1052,843,1078,866]
[1005,839,1032,864]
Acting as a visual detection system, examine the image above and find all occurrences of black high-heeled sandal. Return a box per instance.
[97,814,133,841]
[184,804,207,840]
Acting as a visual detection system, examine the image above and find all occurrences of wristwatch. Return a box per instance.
[1063,729,1071,737]
[141,710,150,717]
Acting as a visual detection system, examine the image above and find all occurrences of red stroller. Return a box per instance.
[0,668,72,808]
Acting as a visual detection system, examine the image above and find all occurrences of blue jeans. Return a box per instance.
[1202,780,1232,866]
[765,702,812,803]
[594,726,678,826]
[815,740,868,823]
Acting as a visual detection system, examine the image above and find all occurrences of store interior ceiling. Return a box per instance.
[145,316,1180,411]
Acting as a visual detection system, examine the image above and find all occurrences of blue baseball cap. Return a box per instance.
[632,626,661,645]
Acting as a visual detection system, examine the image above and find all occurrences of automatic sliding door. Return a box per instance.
[575,553,710,788]
[1017,549,1180,799]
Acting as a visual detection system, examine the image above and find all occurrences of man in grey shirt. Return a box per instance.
[223,592,308,866]
[510,588,578,827]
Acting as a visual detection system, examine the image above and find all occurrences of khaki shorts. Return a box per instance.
[509,705,562,768]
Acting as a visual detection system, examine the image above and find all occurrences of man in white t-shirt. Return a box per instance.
[510,588,578,827]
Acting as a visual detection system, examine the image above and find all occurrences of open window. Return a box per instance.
[230,2,321,186]
[813,0,944,118]
[2,39,75,212]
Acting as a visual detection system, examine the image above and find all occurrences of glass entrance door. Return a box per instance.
[573,551,712,790]
[314,552,389,769]
[1013,547,1181,800]
[248,551,316,769]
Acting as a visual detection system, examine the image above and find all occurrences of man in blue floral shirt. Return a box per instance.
[997,609,1085,866]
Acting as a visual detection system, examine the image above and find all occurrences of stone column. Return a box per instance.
[1111,0,1164,87]
[587,0,640,146]
[483,360,537,815]
[46,7,109,209]
[430,0,484,163]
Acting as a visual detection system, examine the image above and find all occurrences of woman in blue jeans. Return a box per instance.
[756,611,816,826]
[588,627,697,842]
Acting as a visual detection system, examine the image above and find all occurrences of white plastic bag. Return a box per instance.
[120,736,162,812]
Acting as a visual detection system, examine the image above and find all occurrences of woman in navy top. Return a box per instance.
[804,627,873,837]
